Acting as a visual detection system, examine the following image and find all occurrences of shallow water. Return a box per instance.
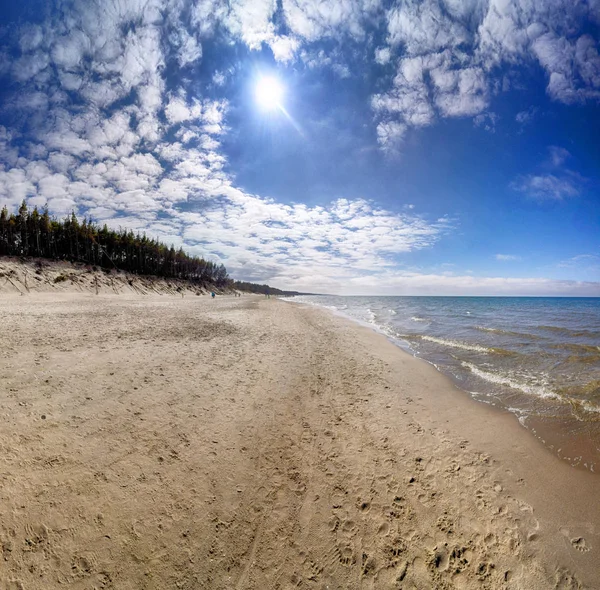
[291,296,600,472]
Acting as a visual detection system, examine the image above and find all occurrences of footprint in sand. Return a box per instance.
[570,537,591,553]
[555,567,583,589]
[384,536,408,567]
[338,545,356,566]
[377,521,390,536]
[560,528,591,553]
[429,545,450,572]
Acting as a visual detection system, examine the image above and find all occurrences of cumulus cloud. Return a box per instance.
[532,33,600,103]
[282,0,381,43]
[165,94,203,125]
[178,193,451,281]
[375,47,391,65]
[370,0,600,149]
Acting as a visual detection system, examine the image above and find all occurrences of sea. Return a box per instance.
[290,295,600,473]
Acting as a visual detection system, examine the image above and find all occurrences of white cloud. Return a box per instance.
[387,0,470,55]
[375,47,391,65]
[38,173,70,199]
[322,273,600,297]
[175,191,451,283]
[0,168,36,206]
[268,35,300,62]
[512,144,584,201]
[282,0,380,43]
[532,32,600,103]
[515,106,537,125]
[52,30,91,70]
[19,25,44,53]
[558,254,600,268]
[212,71,227,86]
[12,51,49,82]
[165,94,203,125]
[224,0,277,49]
[511,174,581,200]
[548,146,570,167]
[555,254,600,282]
[48,153,76,174]
[495,254,521,261]
[371,0,600,151]
[474,112,498,132]
[175,29,202,67]
[375,120,408,152]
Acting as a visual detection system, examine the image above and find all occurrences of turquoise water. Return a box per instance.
[292,296,600,471]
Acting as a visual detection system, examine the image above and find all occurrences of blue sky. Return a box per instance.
[0,0,599,295]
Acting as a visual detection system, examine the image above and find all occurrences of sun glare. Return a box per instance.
[255,76,284,111]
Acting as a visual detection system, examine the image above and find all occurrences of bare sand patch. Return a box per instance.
[0,293,597,589]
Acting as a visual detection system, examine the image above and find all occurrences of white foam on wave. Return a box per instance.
[461,361,561,401]
[421,335,492,353]
[476,326,499,333]
[411,316,427,322]
[581,400,600,414]
[389,309,397,315]
[506,406,529,426]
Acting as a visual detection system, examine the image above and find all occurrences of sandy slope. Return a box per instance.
[0,293,597,589]
[0,258,219,296]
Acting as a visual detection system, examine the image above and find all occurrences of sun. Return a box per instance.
[255,76,284,111]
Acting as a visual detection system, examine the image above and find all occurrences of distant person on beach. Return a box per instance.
[211,292,215,298]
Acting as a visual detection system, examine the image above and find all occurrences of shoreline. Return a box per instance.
[302,300,599,585]
[0,293,597,588]
[288,297,600,477]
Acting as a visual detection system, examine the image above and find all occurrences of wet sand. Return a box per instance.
[0,293,597,589]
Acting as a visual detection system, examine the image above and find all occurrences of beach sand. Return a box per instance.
[0,293,597,589]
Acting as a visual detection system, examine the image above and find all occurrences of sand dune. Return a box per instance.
[0,292,596,589]
[0,258,218,297]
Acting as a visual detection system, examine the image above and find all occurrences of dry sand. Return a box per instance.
[0,292,597,589]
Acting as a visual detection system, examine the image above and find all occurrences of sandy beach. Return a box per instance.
[0,292,597,589]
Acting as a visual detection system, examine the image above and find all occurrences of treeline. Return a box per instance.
[0,201,229,286]
[232,281,300,296]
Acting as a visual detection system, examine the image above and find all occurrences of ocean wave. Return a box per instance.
[410,316,427,322]
[558,379,600,398]
[419,335,521,356]
[537,325,600,339]
[551,343,600,355]
[389,309,397,315]
[462,362,561,401]
[420,335,495,354]
[565,355,600,365]
[580,400,600,415]
[474,326,541,339]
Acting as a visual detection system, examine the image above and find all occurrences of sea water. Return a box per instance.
[291,296,600,472]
